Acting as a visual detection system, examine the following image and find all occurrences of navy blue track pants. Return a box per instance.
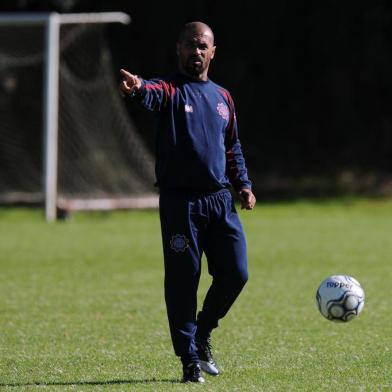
[159,188,248,362]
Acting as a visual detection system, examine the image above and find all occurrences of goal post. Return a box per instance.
[0,12,158,221]
[44,13,60,223]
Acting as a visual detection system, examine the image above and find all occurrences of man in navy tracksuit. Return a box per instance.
[120,21,256,383]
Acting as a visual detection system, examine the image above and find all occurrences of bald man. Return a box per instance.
[120,21,255,383]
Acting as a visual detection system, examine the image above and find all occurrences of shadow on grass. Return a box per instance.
[0,378,181,387]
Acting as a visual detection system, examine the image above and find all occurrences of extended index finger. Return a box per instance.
[120,68,133,79]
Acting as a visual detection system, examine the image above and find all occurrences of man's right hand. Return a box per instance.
[120,68,142,95]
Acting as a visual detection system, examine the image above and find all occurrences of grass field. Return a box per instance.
[0,199,391,391]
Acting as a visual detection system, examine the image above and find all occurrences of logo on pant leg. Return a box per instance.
[170,234,189,252]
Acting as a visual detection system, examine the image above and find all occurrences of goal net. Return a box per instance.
[0,13,158,219]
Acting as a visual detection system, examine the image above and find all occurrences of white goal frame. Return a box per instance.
[0,12,136,221]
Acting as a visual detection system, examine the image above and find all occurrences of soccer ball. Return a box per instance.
[316,275,365,322]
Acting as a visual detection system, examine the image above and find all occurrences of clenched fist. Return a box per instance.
[239,189,256,210]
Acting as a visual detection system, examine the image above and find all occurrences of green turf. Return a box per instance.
[0,199,391,391]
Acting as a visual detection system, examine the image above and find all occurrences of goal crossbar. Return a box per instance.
[0,12,131,26]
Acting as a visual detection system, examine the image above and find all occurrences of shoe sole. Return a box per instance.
[182,377,205,383]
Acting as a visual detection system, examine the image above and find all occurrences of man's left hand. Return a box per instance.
[239,189,256,210]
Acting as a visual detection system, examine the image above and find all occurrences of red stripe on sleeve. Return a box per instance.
[145,83,164,91]
[226,148,240,182]
[145,81,177,104]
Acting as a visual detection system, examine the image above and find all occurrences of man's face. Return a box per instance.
[177,29,216,80]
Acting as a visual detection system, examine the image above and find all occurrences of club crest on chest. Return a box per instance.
[217,102,229,121]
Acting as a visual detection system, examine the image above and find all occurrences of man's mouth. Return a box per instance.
[190,58,202,66]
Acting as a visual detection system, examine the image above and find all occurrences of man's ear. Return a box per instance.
[211,46,216,59]
[176,42,180,56]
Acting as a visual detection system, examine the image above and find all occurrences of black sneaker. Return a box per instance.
[182,362,205,383]
[196,339,220,376]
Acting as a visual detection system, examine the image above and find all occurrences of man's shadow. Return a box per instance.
[0,378,181,388]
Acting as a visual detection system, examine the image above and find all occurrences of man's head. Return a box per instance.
[176,21,216,81]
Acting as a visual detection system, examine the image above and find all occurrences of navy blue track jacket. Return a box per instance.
[132,72,252,193]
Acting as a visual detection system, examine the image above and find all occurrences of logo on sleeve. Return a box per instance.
[217,102,229,121]
[170,234,190,252]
